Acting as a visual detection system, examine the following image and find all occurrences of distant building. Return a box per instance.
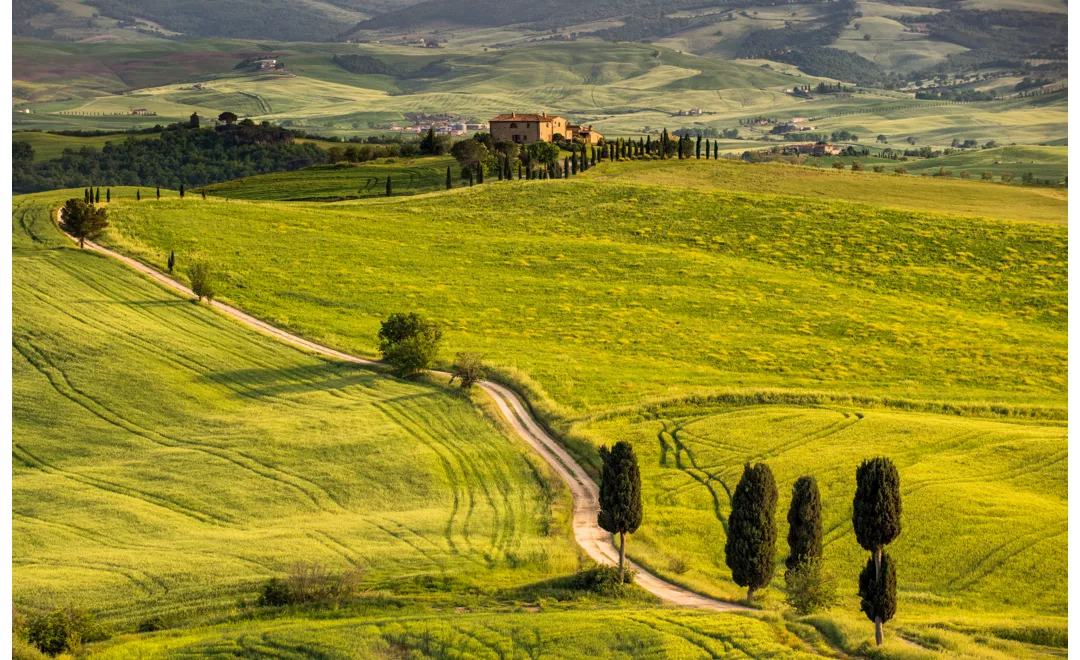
[690,107,702,115]
[791,142,841,156]
[790,117,807,124]
[254,59,277,71]
[567,124,603,144]
[131,108,154,116]
[489,112,568,144]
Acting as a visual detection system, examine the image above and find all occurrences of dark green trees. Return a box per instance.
[853,457,901,645]
[597,441,643,583]
[786,476,822,572]
[59,198,109,248]
[386,176,392,196]
[725,462,778,601]
[189,112,200,128]
[377,312,443,377]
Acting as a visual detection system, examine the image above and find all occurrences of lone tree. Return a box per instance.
[189,112,200,128]
[448,352,485,389]
[786,476,823,573]
[597,441,643,583]
[136,189,141,201]
[167,250,175,273]
[385,176,392,196]
[218,111,238,126]
[377,312,443,377]
[446,166,452,190]
[179,183,185,198]
[852,457,902,645]
[156,186,160,199]
[725,462,778,601]
[186,260,215,303]
[59,198,109,248]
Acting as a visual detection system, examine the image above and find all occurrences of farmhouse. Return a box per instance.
[490,112,604,145]
[131,108,155,116]
[790,142,842,156]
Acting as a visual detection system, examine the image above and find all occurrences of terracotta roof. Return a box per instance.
[490,113,563,123]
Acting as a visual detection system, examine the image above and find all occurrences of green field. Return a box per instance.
[12,131,162,161]
[202,157,457,201]
[13,191,582,625]
[89,159,1068,650]
[582,157,1067,224]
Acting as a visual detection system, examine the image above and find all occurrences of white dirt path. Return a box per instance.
[61,210,748,612]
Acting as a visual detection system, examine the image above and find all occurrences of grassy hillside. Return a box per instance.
[95,164,1068,651]
[12,191,578,627]
[202,156,456,201]
[12,130,161,161]
[582,157,1067,224]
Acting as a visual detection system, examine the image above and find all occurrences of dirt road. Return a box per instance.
[62,211,747,612]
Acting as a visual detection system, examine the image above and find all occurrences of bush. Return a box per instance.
[960,170,971,179]
[850,160,864,172]
[981,171,994,180]
[136,616,166,633]
[186,260,215,303]
[872,165,885,173]
[258,562,364,607]
[573,565,637,596]
[24,607,108,656]
[1000,172,1014,182]
[894,167,908,175]
[785,559,839,615]
[832,161,845,170]
[450,352,485,389]
[378,313,443,377]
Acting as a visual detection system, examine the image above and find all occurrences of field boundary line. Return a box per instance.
[54,207,748,613]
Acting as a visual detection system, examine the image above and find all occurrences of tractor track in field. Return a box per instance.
[55,209,748,613]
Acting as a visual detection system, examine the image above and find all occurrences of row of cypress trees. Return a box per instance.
[595,130,729,161]
[725,457,901,644]
[82,186,205,202]
[431,145,602,195]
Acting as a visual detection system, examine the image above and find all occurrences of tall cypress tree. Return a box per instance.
[853,457,902,645]
[476,162,484,184]
[95,188,100,203]
[156,186,161,199]
[518,162,523,180]
[167,250,175,273]
[786,476,823,573]
[106,188,111,203]
[597,441,643,583]
[725,462,778,600]
[202,189,206,199]
[498,156,504,180]
[696,134,702,159]
[563,157,569,178]
[136,189,141,201]
[646,135,652,156]
[179,183,185,198]
[661,128,668,159]
[446,166,452,190]
[468,168,474,186]
[386,176,392,196]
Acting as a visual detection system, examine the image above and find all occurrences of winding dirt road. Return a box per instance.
[61,211,746,612]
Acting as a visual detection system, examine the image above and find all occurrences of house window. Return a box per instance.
[509,122,517,128]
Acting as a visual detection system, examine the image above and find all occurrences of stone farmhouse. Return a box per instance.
[490,112,603,145]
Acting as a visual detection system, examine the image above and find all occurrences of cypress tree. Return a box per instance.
[446,166,452,190]
[563,157,569,178]
[179,183,185,198]
[661,128,668,159]
[202,189,206,200]
[786,476,823,573]
[136,189,141,201]
[156,186,160,200]
[597,441,643,583]
[167,250,175,273]
[95,188,100,203]
[498,156,504,181]
[858,552,897,643]
[518,162,523,180]
[725,462,778,601]
[571,151,577,175]
[468,168,474,186]
[852,457,902,645]
[646,135,652,155]
[83,188,89,203]
[476,162,483,184]
[106,188,111,203]
[696,134,702,159]
[386,176,392,196]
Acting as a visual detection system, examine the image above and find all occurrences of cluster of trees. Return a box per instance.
[915,87,997,102]
[14,120,326,193]
[673,127,739,139]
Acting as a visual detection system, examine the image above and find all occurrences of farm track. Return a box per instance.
[57,209,748,613]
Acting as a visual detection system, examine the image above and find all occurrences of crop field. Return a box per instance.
[93,609,833,659]
[582,157,1068,224]
[12,130,162,161]
[12,192,579,627]
[202,157,457,201]
[94,163,1069,652]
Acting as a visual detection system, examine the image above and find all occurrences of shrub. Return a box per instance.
[850,160,864,171]
[573,565,636,596]
[1000,172,1014,182]
[186,260,215,303]
[450,352,485,389]
[960,170,971,179]
[832,161,845,170]
[378,313,443,377]
[894,167,908,175]
[24,607,108,656]
[981,171,994,180]
[258,562,364,607]
[872,165,885,173]
[784,558,838,615]
[136,616,166,633]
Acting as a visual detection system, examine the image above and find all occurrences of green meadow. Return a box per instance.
[202,156,457,201]
[91,158,1068,649]
[13,192,582,626]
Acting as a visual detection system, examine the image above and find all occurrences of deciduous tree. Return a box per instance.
[59,198,109,248]
[378,312,443,377]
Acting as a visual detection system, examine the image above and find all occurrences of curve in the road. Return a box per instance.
[59,210,747,612]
